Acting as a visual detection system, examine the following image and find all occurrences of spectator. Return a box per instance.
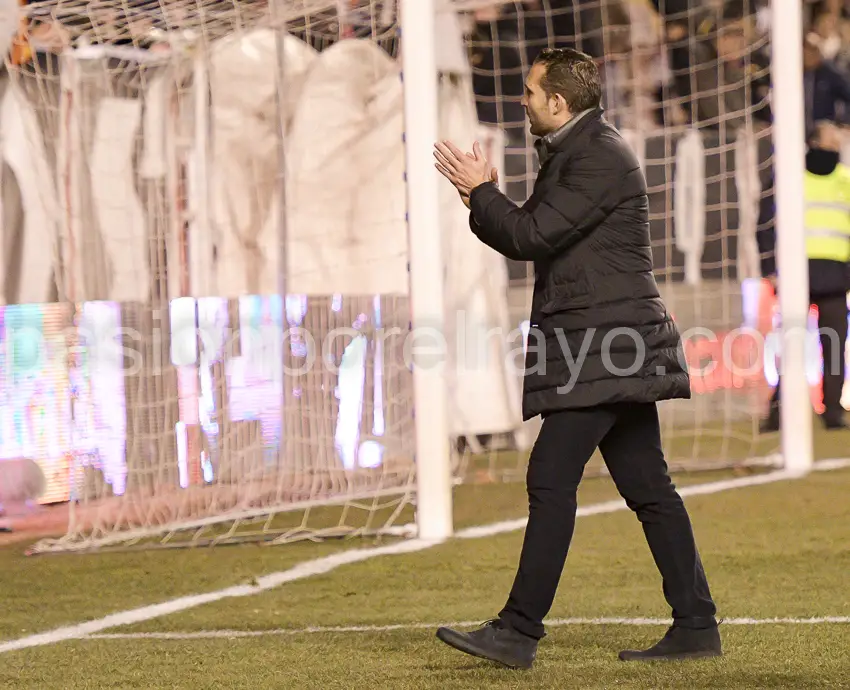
[546,0,630,59]
[757,121,850,432]
[803,34,850,136]
[647,0,711,124]
[664,0,768,131]
[809,9,845,64]
[647,1,769,129]
[468,6,527,130]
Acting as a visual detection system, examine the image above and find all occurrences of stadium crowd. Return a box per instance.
[467,0,850,134]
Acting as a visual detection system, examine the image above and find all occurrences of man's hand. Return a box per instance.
[459,166,499,209]
[434,140,498,198]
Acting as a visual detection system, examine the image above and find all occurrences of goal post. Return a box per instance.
[399,0,454,541]
[770,0,813,476]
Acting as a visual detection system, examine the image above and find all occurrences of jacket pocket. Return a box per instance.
[538,274,593,314]
[538,292,593,314]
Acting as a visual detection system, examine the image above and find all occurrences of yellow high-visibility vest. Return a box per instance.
[804,164,850,263]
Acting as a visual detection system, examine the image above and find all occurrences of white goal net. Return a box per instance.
[0,0,837,552]
[5,0,524,552]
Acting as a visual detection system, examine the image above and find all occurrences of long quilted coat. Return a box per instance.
[468,107,691,420]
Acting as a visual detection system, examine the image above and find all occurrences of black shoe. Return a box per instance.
[618,624,722,662]
[759,414,780,434]
[436,619,538,669]
[821,415,849,430]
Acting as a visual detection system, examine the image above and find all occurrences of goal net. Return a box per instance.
[5,0,524,552]
[0,0,837,552]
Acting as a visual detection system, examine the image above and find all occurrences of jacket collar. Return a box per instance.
[535,106,603,165]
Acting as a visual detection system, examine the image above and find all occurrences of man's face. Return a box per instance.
[813,122,843,152]
[716,23,747,63]
[804,41,823,70]
[814,13,838,39]
[521,62,563,137]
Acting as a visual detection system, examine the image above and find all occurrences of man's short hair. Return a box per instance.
[721,0,749,22]
[808,120,842,151]
[533,48,602,113]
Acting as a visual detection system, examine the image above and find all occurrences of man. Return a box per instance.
[653,0,770,130]
[803,35,850,137]
[432,48,720,669]
[758,121,850,432]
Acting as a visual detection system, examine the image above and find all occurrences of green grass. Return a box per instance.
[0,466,768,641]
[3,626,847,690]
[118,468,850,633]
[0,471,651,640]
[1,468,848,688]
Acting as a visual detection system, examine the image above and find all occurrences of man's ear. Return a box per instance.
[551,93,568,116]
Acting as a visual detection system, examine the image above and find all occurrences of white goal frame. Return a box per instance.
[40,0,458,544]
[399,0,453,540]
[770,0,812,476]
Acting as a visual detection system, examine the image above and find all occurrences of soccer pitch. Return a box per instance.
[2,458,849,688]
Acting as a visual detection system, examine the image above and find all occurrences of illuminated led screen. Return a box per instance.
[0,295,385,504]
[0,284,847,505]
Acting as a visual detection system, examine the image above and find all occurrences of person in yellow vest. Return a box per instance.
[757,120,850,432]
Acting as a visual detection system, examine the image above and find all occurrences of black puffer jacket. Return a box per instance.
[468,107,691,420]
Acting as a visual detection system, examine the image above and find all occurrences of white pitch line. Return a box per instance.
[84,616,850,641]
[455,458,850,539]
[1,457,848,655]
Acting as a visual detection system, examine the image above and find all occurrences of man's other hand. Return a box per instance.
[459,166,498,209]
[434,141,497,197]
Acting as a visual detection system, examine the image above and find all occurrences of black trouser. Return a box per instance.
[499,402,717,640]
[769,293,848,423]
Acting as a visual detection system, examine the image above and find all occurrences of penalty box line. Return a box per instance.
[1,458,848,655]
[84,616,850,640]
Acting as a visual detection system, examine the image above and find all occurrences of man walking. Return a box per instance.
[433,48,719,669]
